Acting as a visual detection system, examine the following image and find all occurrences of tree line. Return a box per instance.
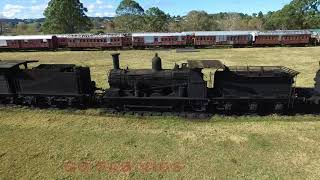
[1,0,319,35]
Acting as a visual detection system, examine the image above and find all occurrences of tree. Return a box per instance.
[116,0,144,16]
[182,11,218,31]
[248,18,264,30]
[218,13,243,30]
[114,0,145,32]
[168,16,184,32]
[264,0,320,29]
[42,0,92,34]
[17,22,28,31]
[0,14,4,35]
[144,7,169,32]
[258,11,264,19]
[32,22,42,32]
[104,20,116,32]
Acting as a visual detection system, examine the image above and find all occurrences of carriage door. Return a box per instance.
[154,37,158,45]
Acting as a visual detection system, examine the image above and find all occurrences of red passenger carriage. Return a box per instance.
[254,30,311,46]
[187,31,253,47]
[0,35,58,50]
[132,33,188,48]
[64,34,124,50]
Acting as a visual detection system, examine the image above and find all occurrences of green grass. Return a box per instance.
[1,47,320,179]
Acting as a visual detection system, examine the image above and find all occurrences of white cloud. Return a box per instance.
[101,4,114,9]
[95,12,103,17]
[87,4,96,11]
[0,3,48,18]
[85,0,115,17]
[87,1,113,10]
[1,0,114,18]
[2,4,25,18]
[104,12,115,17]
[31,4,47,12]
[96,0,103,5]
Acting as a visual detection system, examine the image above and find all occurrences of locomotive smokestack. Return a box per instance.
[111,53,120,70]
[152,53,162,71]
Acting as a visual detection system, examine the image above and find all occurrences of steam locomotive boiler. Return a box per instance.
[102,53,211,112]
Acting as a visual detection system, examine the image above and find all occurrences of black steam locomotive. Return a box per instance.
[0,54,320,117]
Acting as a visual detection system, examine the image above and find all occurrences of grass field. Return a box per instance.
[1,47,320,179]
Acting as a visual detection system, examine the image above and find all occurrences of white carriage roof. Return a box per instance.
[0,35,54,40]
[132,32,186,37]
[56,33,125,38]
[184,31,256,36]
[257,30,312,36]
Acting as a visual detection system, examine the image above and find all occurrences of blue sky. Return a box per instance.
[0,0,292,19]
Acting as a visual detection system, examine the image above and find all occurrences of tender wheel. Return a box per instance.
[274,103,284,113]
[224,102,233,113]
[249,103,258,113]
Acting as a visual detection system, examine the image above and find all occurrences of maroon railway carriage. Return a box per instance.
[63,34,125,50]
[188,31,253,47]
[0,35,58,50]
[254,30,311,46]
[132,33,188,48]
